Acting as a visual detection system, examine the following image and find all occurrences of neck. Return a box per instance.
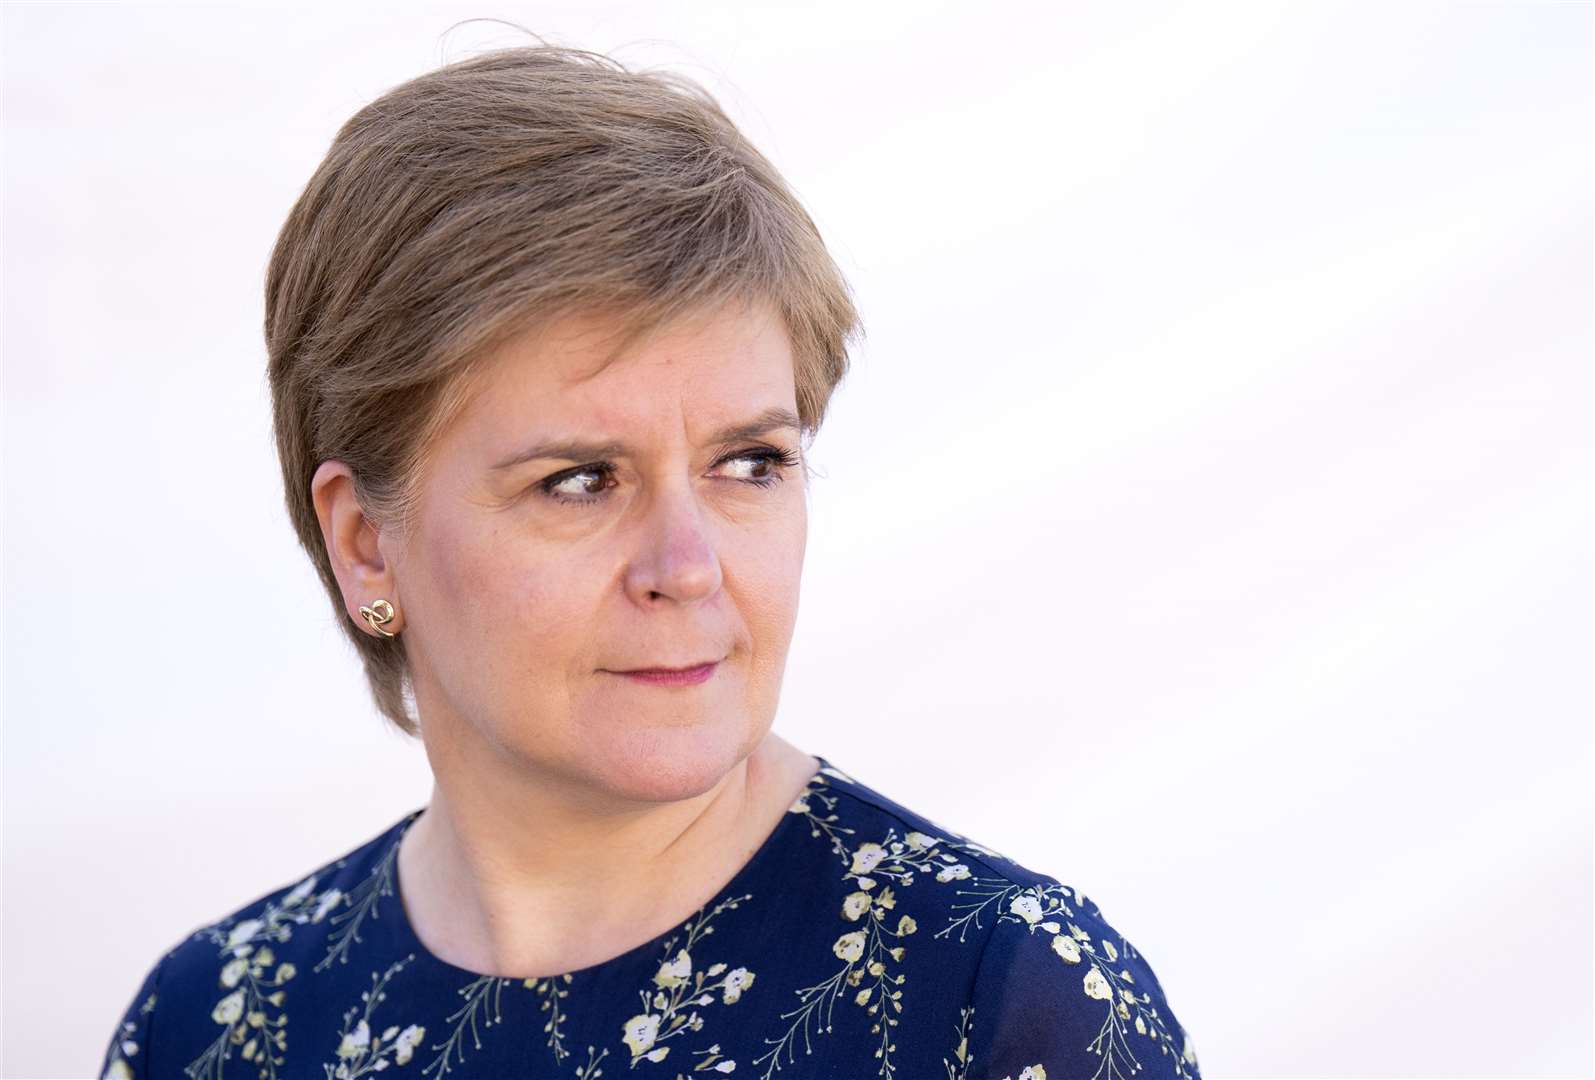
[398,730,803,979]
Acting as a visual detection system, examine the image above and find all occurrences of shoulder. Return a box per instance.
[802,758,1202,1080]
[162,808,415,993]
[795,757,1023,871]
[959,869,1204,1080]
[99,809,418,1078]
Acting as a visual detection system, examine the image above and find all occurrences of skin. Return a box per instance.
[311,293,822,978]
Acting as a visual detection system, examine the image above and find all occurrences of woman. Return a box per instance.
[101,43,1201,1080]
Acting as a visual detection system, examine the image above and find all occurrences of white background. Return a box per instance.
[3,1,1591,1075]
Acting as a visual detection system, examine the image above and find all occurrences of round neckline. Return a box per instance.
[386,752,834,983]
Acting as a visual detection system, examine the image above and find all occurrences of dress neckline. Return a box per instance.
[384,753,834,983]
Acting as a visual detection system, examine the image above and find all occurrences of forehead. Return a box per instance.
[548,298,785,380]
[460,296,797,443]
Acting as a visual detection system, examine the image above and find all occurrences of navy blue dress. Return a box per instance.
[100,755,1202,1079]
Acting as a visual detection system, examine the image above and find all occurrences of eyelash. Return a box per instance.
[536,447,802,507]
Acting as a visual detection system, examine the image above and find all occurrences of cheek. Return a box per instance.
[737,514,807,642]
[421,521,582,660]
[421,518,491,624]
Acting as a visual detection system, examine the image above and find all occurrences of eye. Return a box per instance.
[537,446,802,507]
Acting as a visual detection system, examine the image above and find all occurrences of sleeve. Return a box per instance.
[98,951,165,1080]
[964,882,1202,1080]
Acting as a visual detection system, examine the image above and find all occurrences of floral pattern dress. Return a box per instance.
[100,755,1202,1080]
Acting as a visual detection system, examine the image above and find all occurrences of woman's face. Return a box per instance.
[388,295,809,804]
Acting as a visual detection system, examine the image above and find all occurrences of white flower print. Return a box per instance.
[283,874,317,908]
[1009,894,1044,925]
[337,1019,371,1059]
[849,842,886,875]
[312,887,344,923]
[1051,934,1083,964]
[225,919,263,952]
[653,948,692,989]
[393,1024,424,1065]
[723,967,755,1004]
[622,1012,661,1054]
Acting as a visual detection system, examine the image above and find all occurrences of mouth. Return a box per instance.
[604,660,721,686]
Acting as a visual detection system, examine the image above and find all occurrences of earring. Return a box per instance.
[359,598,399,638]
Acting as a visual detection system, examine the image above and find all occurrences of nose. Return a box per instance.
[622,478,723,605]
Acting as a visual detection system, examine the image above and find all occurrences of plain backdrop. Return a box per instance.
[3,1,1591,1076]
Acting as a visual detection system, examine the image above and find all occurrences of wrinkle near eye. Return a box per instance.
[535,446,798,508]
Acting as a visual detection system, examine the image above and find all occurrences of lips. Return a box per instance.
[611,658,722,674]
[607,660,719,687]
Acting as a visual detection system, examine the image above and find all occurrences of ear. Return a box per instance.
[311,460,405,637]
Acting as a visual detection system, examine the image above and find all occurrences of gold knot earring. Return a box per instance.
[359,598,399,638]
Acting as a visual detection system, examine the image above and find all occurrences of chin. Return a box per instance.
[587,722,767,804]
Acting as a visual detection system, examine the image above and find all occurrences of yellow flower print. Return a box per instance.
[832,930,867,963]
[904,831,940,850]
[841,890,872,921]
[210,988,244,1025]
[336,1019,371,1059]
[103,1061,133,1080]
[1103,940,1118,962]
[622,1012,661,1054]
[220,957,247,988]
[849,842,887,875]
[936,863,972,882]
[997,1067,1048,1080]
[653,948,692,989]
[1050,934,1082,964]
[1082,965,1113,1001]
[722,967,755,1004]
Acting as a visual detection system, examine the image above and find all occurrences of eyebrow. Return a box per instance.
[490,406,803,471]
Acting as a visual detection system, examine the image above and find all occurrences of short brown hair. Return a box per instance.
[264,43,863,738]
